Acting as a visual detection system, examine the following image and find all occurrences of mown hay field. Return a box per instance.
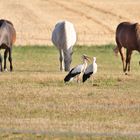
[0,45,139,139]
[1,0,140,45]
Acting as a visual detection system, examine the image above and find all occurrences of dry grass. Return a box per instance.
[1,0,140,45]
[0,45,139,139]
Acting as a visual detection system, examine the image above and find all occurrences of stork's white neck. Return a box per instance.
[82,59,88,72]
[93,60,96,64]
[93,57,96,64]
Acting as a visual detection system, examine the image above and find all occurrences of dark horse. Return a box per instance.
[0,19,16,72]
[114,22,140,74]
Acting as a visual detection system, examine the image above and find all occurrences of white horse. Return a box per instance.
[52,20,76,71]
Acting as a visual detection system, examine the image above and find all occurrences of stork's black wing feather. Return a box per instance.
[82,72,93,82]
[64,68,81,82]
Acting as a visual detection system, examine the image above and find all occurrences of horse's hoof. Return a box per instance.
[125,72,128,75]
[4,69,8,72]
[10,67,13,71]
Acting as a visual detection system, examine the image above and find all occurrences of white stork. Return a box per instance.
[83,57,97,83]
[64,54,90,83]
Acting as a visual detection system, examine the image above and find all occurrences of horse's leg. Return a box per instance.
[8,47,13,71]
[4,48,9,71]
[113,46,119,56]
[118,47,125,72]
[0,53,2,72]
[64,52,70,71]
[59,49,64,71]
[116,39,125,72]
[125,49,132,72]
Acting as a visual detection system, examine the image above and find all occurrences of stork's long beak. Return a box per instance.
[85,56,91,62]
[84,56,92,62]
[82,54,92,62]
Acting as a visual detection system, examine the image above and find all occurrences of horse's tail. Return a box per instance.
[12,26,16,44]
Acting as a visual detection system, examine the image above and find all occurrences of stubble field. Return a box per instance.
[1,0,140,45]
[0,45,139,139]
[0,0,140,139]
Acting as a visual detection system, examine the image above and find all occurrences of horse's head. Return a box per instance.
[64,49,73,71]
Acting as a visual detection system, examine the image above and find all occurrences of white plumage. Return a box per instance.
[83,57,97,82]
[52,20,76,71]
[70,64,84,74]
[64,55,89,82]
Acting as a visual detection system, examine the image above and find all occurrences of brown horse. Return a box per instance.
[114,22,140,74]
[0,19,16,72]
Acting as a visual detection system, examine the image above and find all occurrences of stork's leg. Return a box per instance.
[4,48,8,71]
[0,53,2,72]
[77,73,83,83]
[59,49,64,71]
[76,75,79,83]
[92,76,93,85]
[76,75,82,83]
[8,48,13,71]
